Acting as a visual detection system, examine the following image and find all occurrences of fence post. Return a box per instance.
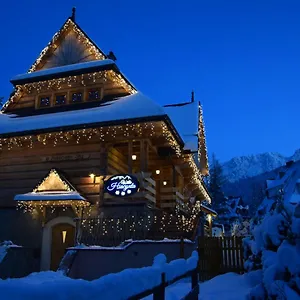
[191,267,198,288]
[197,236,201,280]
[180,236,184,258]
[154,273,166,300]
[191,267,199,296]
[74,217,80,246]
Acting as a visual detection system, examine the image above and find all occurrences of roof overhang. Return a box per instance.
[0,114,185,149]
[200,204,217,216]
[10,59,135,89]
[14,191,87,202]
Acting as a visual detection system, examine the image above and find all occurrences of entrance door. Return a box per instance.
[50,223,75,270]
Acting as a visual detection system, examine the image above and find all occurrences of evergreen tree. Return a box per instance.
[208,153,226,209]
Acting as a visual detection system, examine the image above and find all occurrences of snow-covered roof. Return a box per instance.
[0,93,166,136]
[10,59,116,85]
[200,204,217,216]
[14,191,86,201]
[164,101,198,152]
[259,160,300,215]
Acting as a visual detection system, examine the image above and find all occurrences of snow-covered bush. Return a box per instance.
[232,219,251,237]
[244,199,300,299]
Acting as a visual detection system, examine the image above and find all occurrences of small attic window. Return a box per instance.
[55,94,66,106]
[39,96,51,108]
[88,90,100,101]
[72,92,82,103]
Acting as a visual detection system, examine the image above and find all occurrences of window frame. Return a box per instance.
[54,93,67,106]
[38,95,52,109]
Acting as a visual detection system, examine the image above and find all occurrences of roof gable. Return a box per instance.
[34,169,75,192]
[28,18,106,73]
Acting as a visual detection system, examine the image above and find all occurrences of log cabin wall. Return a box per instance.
[0,140,106,207]
[107,147,128,175]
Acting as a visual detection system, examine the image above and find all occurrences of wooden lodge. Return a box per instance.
[0,10,212,271]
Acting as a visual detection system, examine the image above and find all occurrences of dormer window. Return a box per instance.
[55,94,66,106]
[72,92,82,103]
[88,90,100,101]
[39,96,51,108]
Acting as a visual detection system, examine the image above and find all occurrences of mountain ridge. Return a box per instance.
[222,148,300,183]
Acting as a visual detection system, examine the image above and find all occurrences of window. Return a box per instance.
[55,94,66,106]
[39,96,51,107]
[72,92,82,103]
[88,90,100,101]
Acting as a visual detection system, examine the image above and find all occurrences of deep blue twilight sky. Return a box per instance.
[0,1,299,162]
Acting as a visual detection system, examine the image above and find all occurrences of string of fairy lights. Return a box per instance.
[28,18,105,74]
[19,70,135,95]
[2,15,213,241]
[7,121,209,217]
[78,206,203,240]
[17,200,89,214]
[2,70,136,112]
[198,102,209,174]
[1,18,135,112]
[32,169,72,193]
[16,169,90,213]
[0,122,178,153]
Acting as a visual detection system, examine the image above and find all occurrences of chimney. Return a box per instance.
[71,7,76,22]
[286,160,294,168]
[191,90,195,103]
[107,51,117,61]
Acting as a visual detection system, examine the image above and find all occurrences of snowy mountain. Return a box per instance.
[223,149,300,183]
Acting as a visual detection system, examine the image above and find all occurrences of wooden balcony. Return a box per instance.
[160,187,186,211]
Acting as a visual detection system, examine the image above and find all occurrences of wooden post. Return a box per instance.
[191,267,198,289]
[128,141,133,173]
[41,206,46,227]
[172,165,176,187]
[145,140,149,172]
[99,143,108,208]
[140,140,145,172]
[180,236,184,258]
[154,273,166,300]
[191,267,199,297]
[208,214,212,236]
[99,176,105,209]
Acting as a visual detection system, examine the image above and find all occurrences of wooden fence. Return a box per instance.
[129,267,199,300]
[197,236,244,281]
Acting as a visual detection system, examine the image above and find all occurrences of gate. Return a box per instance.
[197,236,244,281]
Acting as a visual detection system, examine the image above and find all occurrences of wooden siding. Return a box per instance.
[0,141,106,206]
[107,147,128,174]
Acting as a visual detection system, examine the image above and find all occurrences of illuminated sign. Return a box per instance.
[104,174,139,197]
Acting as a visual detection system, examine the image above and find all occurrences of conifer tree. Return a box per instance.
[208,153,226,209]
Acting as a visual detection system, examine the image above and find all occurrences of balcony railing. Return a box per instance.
[160,187,186,211]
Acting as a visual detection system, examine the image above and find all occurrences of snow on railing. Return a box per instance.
[0,251,199,300]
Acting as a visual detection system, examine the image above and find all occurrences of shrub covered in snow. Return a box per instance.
[244,199,300,299]
[232,219,251,237]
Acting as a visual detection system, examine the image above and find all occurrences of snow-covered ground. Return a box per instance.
[0,269,261,300]
[164,271,262,300]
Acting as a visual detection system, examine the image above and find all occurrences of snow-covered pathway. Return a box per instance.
[164,271,262,300]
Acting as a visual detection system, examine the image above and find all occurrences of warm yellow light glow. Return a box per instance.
[155,169,160,175]
[62,231,67,243]
[163,181,167,186]
[208,214,212,223]
[89,173,95,180]
[132,154,137,161]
